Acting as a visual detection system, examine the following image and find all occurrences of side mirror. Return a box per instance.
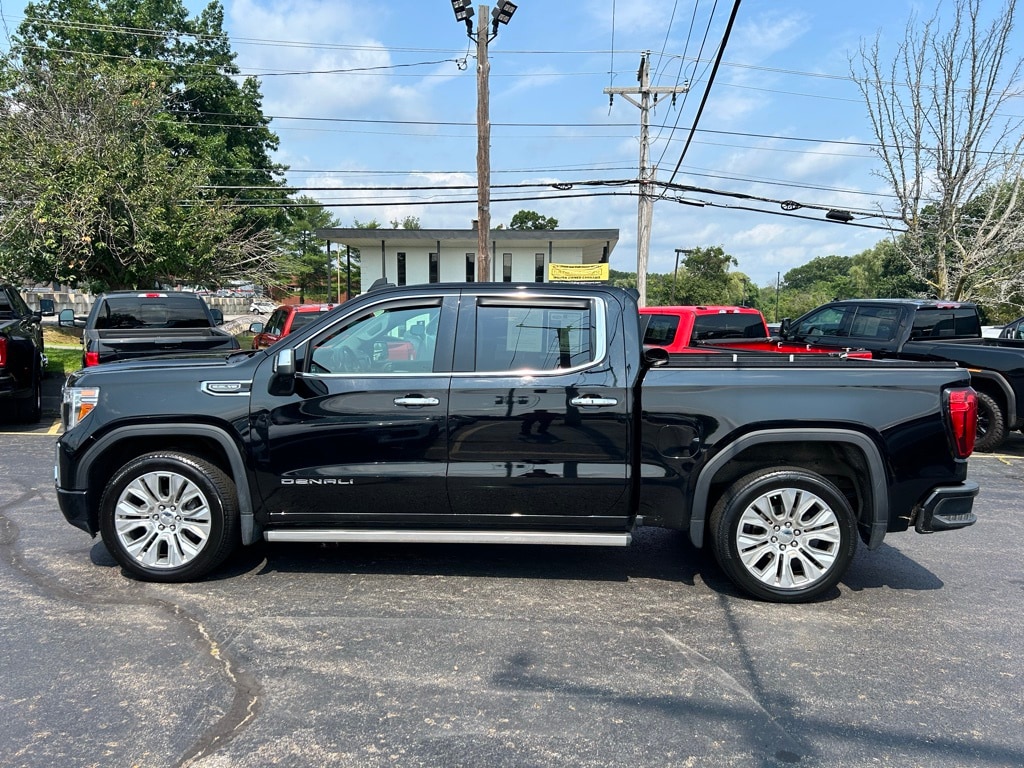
[58,308,76,327]
[779,318,792,337]
[642,346,670,367]
[249,322,264,334]
[210,308,225,326]
[270,347,296,396]
[274,348,295,376]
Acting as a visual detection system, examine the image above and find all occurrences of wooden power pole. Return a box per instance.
[604,52,689,307]
[476,5,491,282]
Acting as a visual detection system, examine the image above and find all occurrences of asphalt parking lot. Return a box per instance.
[1,406,1022,768]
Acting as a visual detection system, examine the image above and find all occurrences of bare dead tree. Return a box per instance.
[852,0,1024,305]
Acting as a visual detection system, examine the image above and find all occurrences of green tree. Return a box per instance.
[676,246,738,305]
[390,216,421,229]
[782,255,853,292]
[0,62,278,289]
[0,0,288,287]
[509,210,559,230]
[283,197,339,301]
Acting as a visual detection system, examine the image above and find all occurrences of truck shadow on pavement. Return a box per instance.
[90,527,944,600]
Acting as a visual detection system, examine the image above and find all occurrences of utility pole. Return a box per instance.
[450,1,517,282]
[605,52,689,307]
[476,6,491,282]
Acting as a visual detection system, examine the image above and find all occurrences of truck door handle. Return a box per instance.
[570,396,618,408]
[394,396,440,407]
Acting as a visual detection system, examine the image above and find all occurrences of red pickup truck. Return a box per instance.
[640,305,871,358]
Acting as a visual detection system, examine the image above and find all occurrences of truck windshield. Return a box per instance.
[94,297,212,329]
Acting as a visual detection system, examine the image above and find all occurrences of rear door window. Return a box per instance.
[472,300,597,372]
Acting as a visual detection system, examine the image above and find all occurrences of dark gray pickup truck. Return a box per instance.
[82,290,239,367]
[56,282,979,602]
[0,284,45,423]
[781,299,1024,451]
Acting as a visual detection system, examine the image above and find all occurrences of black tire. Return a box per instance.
[709,467,858,603]
[973,391,1006,453]
[14,365,42,424]
[99,452,239,582]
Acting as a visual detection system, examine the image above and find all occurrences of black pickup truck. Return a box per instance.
[55,282,979,603]
[780,299,1024,452]
[0,284,45,423]
[81,290,239,367]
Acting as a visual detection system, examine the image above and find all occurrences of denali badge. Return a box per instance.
[281,478,354,485]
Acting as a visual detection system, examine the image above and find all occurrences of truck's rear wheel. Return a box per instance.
[710,467,857,603]
[99,452,239,582]
[973,391,1006,453]
[14,366,42,423]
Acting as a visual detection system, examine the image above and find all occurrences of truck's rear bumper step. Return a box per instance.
[915,480,980,533]
[264,529,632,547]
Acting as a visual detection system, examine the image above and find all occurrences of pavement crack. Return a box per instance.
[0,492,263,767]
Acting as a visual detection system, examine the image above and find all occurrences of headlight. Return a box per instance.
[62,387,99,429]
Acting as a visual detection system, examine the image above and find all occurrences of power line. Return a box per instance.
[664,0,742,187]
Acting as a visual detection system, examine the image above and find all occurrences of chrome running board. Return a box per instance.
[264,529,631,547]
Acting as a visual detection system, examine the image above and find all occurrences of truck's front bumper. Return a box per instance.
[56,487,95,535]
[915,481,979,533]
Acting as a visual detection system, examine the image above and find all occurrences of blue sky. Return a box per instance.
[1,1,1015,287]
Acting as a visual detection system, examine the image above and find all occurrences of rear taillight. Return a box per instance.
[946,387,977,459]
[0,337,6,367]
[85,351,100,367]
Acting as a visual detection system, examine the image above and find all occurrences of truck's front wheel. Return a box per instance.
[710,467,857,603]
[99,452,239,582]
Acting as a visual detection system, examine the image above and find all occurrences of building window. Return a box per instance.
[396,253,406,286]
[502,253,512,282]
[535,253,545,283]
[429,252,439,283]
[466,253,475,282]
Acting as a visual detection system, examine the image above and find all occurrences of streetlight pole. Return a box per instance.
[476,11,491,281]
[672,248,691,305]
[451,1,517,282]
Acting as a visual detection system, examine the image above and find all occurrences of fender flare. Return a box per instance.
[689,428,889,550]
[74,423,260,545]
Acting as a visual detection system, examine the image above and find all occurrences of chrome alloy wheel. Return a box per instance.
[734,487,843,591]
[113,470,213,569]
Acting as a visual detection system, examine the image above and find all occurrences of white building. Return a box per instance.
[317,226,619,289]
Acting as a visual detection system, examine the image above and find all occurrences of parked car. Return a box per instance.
[56,281,979,602]
[81,290,239,367]
[249,299,277,315]
[249,303,338,348]
[0,284,45,423]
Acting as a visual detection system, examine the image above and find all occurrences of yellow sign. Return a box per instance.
[547,263,610,282]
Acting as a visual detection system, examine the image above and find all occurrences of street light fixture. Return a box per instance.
[450,3,517,282]
[491,1,516,34]
[450,0,474,30]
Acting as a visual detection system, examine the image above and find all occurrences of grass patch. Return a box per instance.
[44,325,83,346]
[46,346,82,378]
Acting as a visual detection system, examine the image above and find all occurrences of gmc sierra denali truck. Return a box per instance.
[55,282,979,603]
